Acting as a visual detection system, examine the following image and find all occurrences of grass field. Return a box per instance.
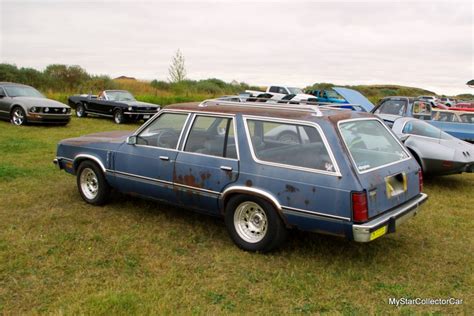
[0,116,472,315]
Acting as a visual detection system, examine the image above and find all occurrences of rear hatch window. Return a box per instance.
[339,119,409,173]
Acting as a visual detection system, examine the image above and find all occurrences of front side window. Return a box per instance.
[184,116,237,159]
[460,113,474,123]
[246,119,335,173]
[269,86,279,93]
[136,113,188,148]
[288,87,303,94]
[339,120,409,172]
[4,86,44,98]
[375,100,407,115]
[402,120,452,140]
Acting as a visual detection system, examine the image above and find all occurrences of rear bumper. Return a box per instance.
[352,193,428,242]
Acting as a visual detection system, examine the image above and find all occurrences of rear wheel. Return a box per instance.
[76,161,110,205]
[11,106,27,126]
[76,104,87,117]
[225,195,287,252]
[113,109,125,124]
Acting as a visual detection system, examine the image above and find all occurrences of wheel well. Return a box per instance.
[73,157,106,175]
[222,191,290,227]
[10,104,25,115]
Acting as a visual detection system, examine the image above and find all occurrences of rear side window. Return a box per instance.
[136,113,188,149]
[246,119,336,173]
[339,120,409,172]
[460,113,474,123]
[184,115,237,159]
[375,100,407,115]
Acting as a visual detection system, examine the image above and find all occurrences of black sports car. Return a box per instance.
[68,90,160,124]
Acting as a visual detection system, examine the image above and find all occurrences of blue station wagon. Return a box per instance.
[54,100,428,252]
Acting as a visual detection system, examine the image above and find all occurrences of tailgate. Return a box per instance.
[357,162,420,218]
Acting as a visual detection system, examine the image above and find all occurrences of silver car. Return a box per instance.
[0,82,71,126]
[392,117,474,175]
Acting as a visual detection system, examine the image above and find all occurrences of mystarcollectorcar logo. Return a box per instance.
[389,297,463,307]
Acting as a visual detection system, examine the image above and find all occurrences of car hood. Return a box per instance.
[60,131,133,147]
[13,97,69,108]
[332,87,374,112]
[120,100,160,108]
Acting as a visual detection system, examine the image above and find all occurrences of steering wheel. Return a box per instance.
[156,129,179,148]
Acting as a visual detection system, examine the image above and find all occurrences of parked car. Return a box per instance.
[439,97,454,107]
[54,100,427,252]
[68,90,160,124]
[245,85,316,102]
[392,117,474,175]
[306,89,349,104]
[372,97,474,142]
[0,82,71,126]
[417,95,438,104]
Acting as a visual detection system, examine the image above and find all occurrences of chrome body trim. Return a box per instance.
[221,186,282,211]
[282,205,351,222]
[352,193,428,242]
[73,154,106,172]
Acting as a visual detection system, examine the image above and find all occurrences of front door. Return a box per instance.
[113,112,190,202]
[173,114,239,214]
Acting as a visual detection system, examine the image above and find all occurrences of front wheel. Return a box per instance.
[76,161,110,205]
[113,109,125,124]
[11,106,27,126]
[225,195,287,252]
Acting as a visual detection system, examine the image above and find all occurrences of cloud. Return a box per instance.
[1,0,472,94]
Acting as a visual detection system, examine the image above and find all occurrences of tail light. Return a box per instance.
[352,191,368,223]
[418,170,423,192]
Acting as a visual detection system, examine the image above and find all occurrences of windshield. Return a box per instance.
[4,86,44,98]
[402,120,453,140]
[106,91,136,101]
[325,90,345,100]
[288,87,303,94]
[339,120,409,172]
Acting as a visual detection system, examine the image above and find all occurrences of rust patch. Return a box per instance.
[245,180,253,187]
[200,172,211,181]
[285,184,299,193]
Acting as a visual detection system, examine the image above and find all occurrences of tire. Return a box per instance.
[76,104,87,117]
[76,161,110,206]
[113,109,125,124]
[10,106,27,126]
[225,195,287,252]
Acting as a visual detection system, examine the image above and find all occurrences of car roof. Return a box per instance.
[165,100,373,124]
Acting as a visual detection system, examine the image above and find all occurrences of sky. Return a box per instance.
[0,0,473,95]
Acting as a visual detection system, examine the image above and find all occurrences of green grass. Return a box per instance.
[0,116,473,314]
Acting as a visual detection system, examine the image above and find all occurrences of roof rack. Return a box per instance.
[198,97,367,116]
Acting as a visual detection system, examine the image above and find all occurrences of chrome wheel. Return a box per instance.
[11,108,25,125]
[79,168,99,200]
[114,110,124,124]
[234,201,268,243]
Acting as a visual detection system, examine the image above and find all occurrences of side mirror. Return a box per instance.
[399,134,410,143]
[126,136,137,145]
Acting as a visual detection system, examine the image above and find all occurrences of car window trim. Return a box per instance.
[242,115,341,177]
[133,111,192,151]
[180,113,240,161]
[337,117,412,174]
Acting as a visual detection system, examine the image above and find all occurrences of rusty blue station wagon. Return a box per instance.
[54,100,428,252]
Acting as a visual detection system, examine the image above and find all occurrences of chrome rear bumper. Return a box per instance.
[352,193,428,242]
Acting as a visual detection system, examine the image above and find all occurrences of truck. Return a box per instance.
[246,85,316,102]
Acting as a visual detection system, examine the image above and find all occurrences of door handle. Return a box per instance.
[220,166,233,171]
[159,156,170,161]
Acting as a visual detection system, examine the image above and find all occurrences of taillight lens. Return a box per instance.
[418,170,423,192]
[352,191,368,223]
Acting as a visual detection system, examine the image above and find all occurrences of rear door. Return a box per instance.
[338,118,420,218]
[173,114,239,214]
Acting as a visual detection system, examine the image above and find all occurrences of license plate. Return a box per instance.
[143,115,150,119]
[370,226,387,241]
